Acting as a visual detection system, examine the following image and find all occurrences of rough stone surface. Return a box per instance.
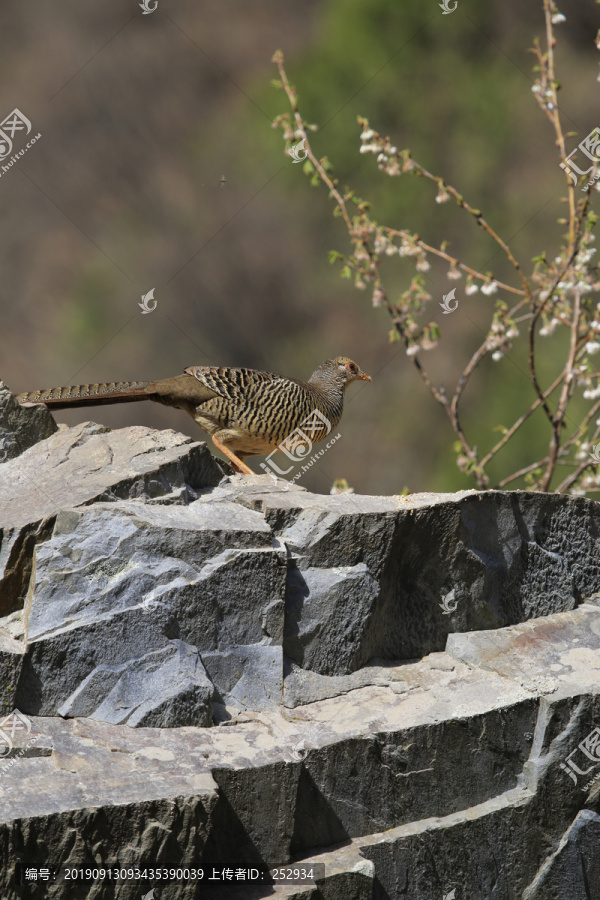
[522,809,600,899]
[1,400,600,897]
[446,602,600,694]
[283,659,411,708]
[57,639,215,728]
[10,500,285,725]
[0,381,57,463]
[0,420,227,531]
[198,483,600,675]
[1,606,600,899]
[0,419,227,617]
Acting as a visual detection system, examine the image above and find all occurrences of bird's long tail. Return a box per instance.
[16,381,153,410]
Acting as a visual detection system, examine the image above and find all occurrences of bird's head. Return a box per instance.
[309,357,372,390]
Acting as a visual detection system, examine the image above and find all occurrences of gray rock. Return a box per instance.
[1,398,600,896]
[10,500,286,725]
[446,603,600,695]
[0,381,57,463]
[267,488,600,675]
[0,421,227,616]
[283,659,410,708]
[57,639,215,727]
[0,605,599,899]
[201,643,283,712]
[283,563,380,675]
[0,615,26,719]
[522,809,600,899]
[0,421,227,531]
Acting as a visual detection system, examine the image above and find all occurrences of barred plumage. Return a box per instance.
[16,357,371,474]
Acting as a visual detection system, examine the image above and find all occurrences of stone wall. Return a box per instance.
[1,382,600,899]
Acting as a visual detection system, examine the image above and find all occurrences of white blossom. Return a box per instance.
[492,351,503,361]
[447,268,462,280]
[360,129,375,141]
[466,283,479,295]
[583,386,600,400]
[585,342,600,355]
[406,345,419,357]
[481,281,498,296]
[577,248,597,263]
[372,287,385,308]
[551,13,566,24]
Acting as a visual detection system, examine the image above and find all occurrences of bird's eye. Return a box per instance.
[348,362,357,373]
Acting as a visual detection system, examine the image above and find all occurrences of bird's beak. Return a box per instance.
[357,372,372,382]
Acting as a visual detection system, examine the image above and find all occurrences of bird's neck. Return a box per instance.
[305,380,345,427]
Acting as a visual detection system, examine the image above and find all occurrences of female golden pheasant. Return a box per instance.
[16,357,371,474]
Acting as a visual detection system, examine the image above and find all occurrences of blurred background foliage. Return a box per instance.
[0,0,599,494]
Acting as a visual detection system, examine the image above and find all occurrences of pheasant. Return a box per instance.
[16,357,371,474]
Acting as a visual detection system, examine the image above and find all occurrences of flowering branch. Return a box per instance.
[271,6,600,495]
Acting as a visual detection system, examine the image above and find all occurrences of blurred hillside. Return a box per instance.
[0,0,598,494]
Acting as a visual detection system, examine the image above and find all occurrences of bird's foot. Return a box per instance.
[211,435,254,475]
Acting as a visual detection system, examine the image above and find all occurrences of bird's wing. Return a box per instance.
[183,366,286,402]
[143,373,217,407]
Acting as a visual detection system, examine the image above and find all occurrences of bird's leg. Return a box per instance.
[211,435,254,475]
